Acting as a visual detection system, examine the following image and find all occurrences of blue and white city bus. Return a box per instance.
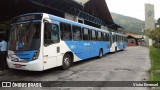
[110,32,127,52]
[7,13,111,71]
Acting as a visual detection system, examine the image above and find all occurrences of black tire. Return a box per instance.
[62,54,71,70]
[115,47,117,52]
[99,49,103,58]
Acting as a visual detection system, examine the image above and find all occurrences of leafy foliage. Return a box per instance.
[145,17,160,48]
[145,28,160,42]
[145,28,160,48]
[111,12,144,34]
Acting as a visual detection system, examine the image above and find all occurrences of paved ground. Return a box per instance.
[0,46,151,90]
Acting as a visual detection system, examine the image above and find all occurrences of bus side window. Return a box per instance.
[102,32,106,41]
[113,35,115,42]
[107,33,109,41]
[60,23,72,40]
[73,25,82,41]
[97,32,102,41]
[44,23,59,46]
[116,35,117,41]
[91,30,96,41]
[83,28,90,41]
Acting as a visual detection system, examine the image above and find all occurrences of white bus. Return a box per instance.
[7,13,111,71]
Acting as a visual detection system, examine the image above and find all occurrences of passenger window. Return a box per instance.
[102,32,106,41]
[60,23,72,40]
[113,35,116,42]
[44,23,59,46]
[106,33,109,41]
[116,35,118,41]
[73,25,82,41]
[97,32,101,41]
[83,28,90,40]
[91,30,96,41]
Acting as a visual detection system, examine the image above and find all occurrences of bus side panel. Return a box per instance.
[43,43,59,70]
[64,41,110,61]
[110,42,116,52]
[116,42,122,51]
[117,41,125,51]
[123,41,128,49]
[103,42,110,54]
[90,41,99,57]
[64,41,92,61]
[90,41,110,56]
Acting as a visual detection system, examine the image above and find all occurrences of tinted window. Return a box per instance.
[97,32,101,41]
[44,23,59,46]
[106,33,109,41]
[91,30,97,41]
[83,28,90,40]
[60,23,72,40]
[102,32,106,41]
[73,25,82,41]
[113,35,116,42]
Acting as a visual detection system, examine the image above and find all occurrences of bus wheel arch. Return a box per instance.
[67,52,74,65]
[62,52,73,70]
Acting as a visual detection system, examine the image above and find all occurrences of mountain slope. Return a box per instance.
[111,12,144,34]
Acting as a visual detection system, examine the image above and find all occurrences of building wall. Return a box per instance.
[101,26,108,31]
[0,23,10,40]
[145,3,155,46]
[0,24,6,36]
[145,4,155,30]
[128,39,137,46]
[65,13,78,22]
[64,13,85,24]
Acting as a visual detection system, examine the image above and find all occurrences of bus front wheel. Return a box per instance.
[62,54,71,70]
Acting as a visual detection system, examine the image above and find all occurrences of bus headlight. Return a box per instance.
[32,50,40,60]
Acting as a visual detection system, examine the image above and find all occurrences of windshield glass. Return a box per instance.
[9,22,41,51]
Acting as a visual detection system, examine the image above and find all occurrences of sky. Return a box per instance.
[106,0,160,21]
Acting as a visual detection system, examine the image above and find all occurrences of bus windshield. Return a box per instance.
[9,22,41,51]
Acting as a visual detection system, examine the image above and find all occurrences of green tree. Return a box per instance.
[157,18,160,24]
[145,28,160,48]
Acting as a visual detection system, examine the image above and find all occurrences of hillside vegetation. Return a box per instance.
[111,12,144,34]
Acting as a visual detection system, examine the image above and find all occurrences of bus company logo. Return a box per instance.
[2,82,11,87]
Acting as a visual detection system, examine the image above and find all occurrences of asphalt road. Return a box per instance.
[0,46,151,90]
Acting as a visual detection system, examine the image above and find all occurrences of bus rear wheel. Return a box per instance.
[99,49,103,58]
[62,54,71,70]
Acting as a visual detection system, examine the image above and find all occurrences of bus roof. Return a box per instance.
[45,13,109,33]
[13,13,110,33]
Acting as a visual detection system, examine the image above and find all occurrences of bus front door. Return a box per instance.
[43,22,60,70]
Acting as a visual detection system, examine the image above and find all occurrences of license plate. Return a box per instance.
[15,64,21,68]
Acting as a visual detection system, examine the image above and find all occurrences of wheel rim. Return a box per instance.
[100,50,102,57]
[64,57,70,67]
